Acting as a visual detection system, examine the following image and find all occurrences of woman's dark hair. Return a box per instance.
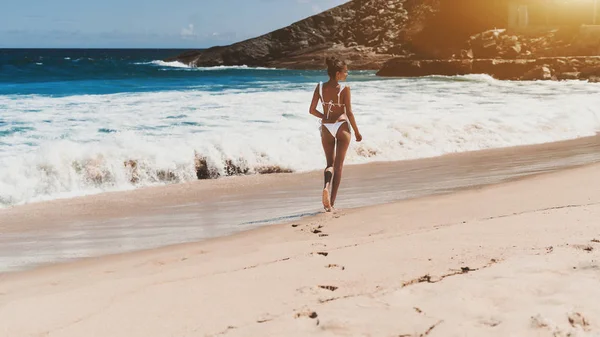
[326,56,346,78]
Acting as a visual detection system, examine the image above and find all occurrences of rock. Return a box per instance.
[588,75,600,82]
[506,43,522,58]
[459,28,600,61]
[378,55,600,81]
[377,59,472,77]
[387,44,407,55]
[194,155,214,180]
[472,40,498,58]
[570,59,584,68]
[580,65,600,78]
[468,29,507,59]
[224,159,249,176]
[124,160,139,184]
[557,72,580,80]
[521,65,552,81]
[473,59,536,80]
[557,64,577,73]
[461,49,474,59]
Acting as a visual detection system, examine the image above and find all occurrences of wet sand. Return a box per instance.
[1,135,600,272]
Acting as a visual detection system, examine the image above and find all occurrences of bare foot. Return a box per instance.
[322,187,332,212]
[322,167,333,212]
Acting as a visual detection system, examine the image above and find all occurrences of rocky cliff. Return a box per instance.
[166,0,441,69]
[378,26,600,80]
[376,56,600,81]
[167,0,600,80]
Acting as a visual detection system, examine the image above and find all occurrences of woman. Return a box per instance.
[309,57,362,212]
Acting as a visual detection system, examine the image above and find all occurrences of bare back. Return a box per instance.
[318,81,348,124]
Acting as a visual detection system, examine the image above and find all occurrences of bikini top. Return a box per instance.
[318,81,346,119]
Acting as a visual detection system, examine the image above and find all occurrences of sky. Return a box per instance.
[0,0,348,48]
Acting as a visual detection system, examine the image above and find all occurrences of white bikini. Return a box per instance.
[318,81,348,138]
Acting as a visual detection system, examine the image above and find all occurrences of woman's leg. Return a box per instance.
[321,126,336,211]
[330,123,351,207]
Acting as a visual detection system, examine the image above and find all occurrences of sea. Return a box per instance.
[2,48,600,208]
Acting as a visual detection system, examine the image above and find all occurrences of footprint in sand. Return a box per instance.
[293,223,329,237]
[568,312,590,331]
[572,244,594,252]
[215,325,237,335]
[294,308,320,326]
[313,251,329,257]
[296,286,319,295]
[310,225,330,236]
[294,310,318,319]
[326,264,345,270]
[480,317,501,327]
[531,314,552,329]
[318,285,338,292]
[256,314,275,324]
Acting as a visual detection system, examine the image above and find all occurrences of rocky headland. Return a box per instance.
[166,0,600,80]
[165,0,439,70]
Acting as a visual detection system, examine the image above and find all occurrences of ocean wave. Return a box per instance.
[139,60,278,71]
[142,60,192,68]
[1,78,600,207]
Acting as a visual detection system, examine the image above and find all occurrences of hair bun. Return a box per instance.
[325,56,337,67]
[325,55,346,78]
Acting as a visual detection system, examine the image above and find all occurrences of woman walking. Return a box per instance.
[309,57,362,212]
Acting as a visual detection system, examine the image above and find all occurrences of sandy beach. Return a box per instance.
[2,139,600,336]
[5,1,600,335]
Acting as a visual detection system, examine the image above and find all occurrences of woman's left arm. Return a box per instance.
[344,86,362,142]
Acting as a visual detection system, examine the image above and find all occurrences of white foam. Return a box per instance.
[1,77,600,206]
[144,60,193,68]
[191,65,277,71]
[139,60,277,71]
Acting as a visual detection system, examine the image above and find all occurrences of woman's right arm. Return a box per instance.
[309,84,325,119]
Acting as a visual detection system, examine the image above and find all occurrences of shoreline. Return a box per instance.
[2,133,599,226]
[1,135,600,273]
[2,157,599,336]
[3,158,595,277]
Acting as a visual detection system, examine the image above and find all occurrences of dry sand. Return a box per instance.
[1,161,600,336]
